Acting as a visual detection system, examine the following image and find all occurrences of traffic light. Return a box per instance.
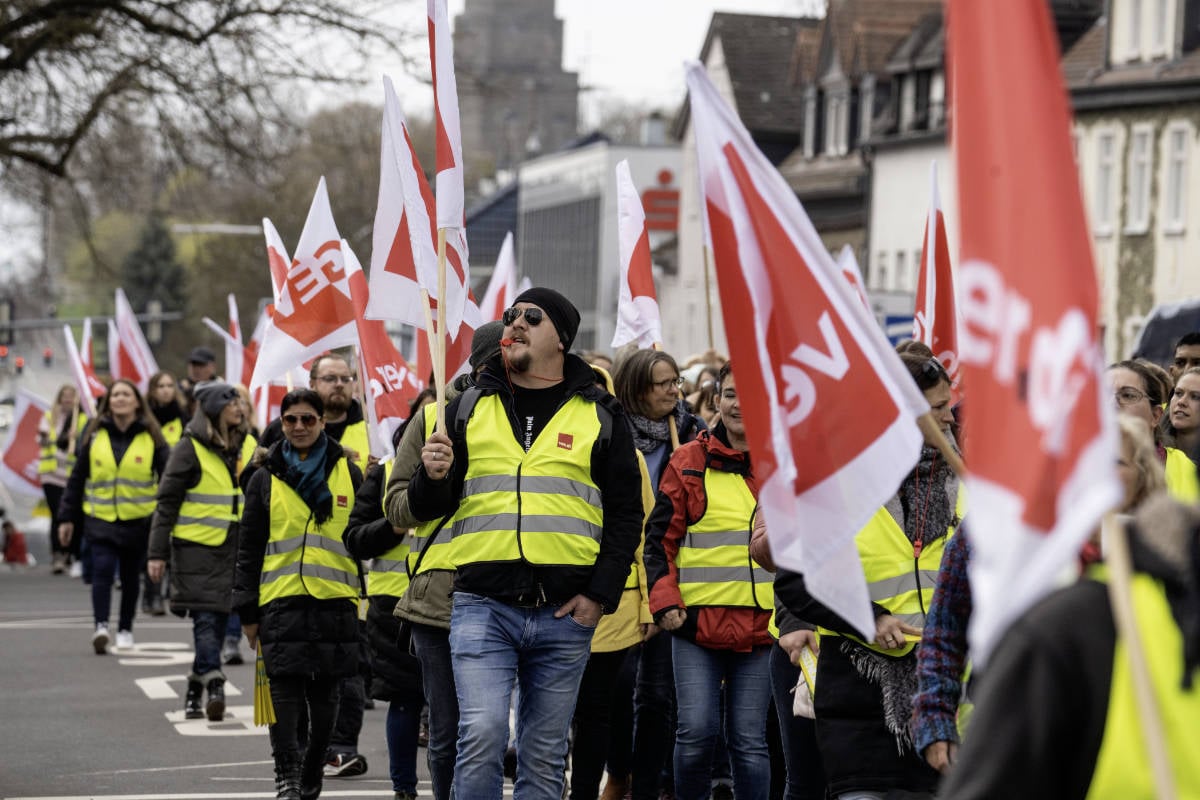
[43,347,53,367]
[15,356,24,375]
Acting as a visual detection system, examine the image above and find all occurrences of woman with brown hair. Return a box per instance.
[57,379,169,653]
[38,384,87,575]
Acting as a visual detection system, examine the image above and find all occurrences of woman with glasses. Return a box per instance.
[612,348,707,800]
[57,379,169,654]
[233,389,364,800]
[1106,360,1199,502]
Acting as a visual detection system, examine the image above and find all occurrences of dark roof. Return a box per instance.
[886,10,943,73]
[817,0,943,83]
[1063,16,1200,91]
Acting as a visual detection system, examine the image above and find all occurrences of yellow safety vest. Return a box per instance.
[174,434,257,547]
[259,457,359,606]
[820,487,965,657]
[368,459,413,598]
[38,411,87,476]
[1085,567,1200,799]
[452,394,604,568]
[83,429,158,521]
[161,417,183,447]
[677,469,772,610]
[1164,447,1200,504]
[337,419,370,470]
[406,404,457,576]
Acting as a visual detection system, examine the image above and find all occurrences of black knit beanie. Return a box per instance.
[512,287,581,350]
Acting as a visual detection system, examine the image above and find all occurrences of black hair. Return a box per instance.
[900,353,950,392]
[1175,332,1200,351]
[717,361,733,389]
[280,388,324,417]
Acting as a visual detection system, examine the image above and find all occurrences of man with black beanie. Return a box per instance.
[407,286,642,800]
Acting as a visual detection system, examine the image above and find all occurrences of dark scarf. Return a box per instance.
[629,401,689,455]
[281,434,332,524]
[897,445,957,547]
[152,400,184,426]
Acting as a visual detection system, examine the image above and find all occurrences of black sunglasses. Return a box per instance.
[502,306,544,326]
[282,413,320,427]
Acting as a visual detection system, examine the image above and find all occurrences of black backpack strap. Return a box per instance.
[405,514,452,578]
[453,387,484,440]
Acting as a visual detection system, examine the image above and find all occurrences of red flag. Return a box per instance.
[63,324,104,416]
[112,288,159,392]
[479,232,517,323]
[427,0,465,231]
[950,0,1121,661]
[80,317,96,371]
[913,162,962,400]
[262,218,291,302]
[687,62,930,637]
[837,245,871,311]
[612,159,663,349]
[0,390,51,498]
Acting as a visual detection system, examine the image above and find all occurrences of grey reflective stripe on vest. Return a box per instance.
[176,515,232,529]
[684,531,749,549]
[678,565,774,585]
[265,535,353,560]
[866,570,940,601]
[453,513,602,541]
[896,612,926,628]
[113,477,156,490]
[184,491,236,504]
[84,493,119,507]
[261,561,358,586]
[462,474,601,507]
[370,558,406,572]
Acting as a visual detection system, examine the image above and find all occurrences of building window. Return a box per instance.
[859,75,875,145]
[1126,124,1153,234]
[1095,130,1116,234]
[895,250,908,291]
[929,71,946,129]
[1165,124,1189,233]
[825,91,848,156]
[1152,0,1169,55]
[875,251,889,291]
[899,75,916,132]
[803,87,817,159]
[1129,0,1143,60]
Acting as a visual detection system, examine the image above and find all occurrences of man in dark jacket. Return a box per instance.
[410,287,642,800]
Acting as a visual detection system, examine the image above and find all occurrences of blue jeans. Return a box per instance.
[191,610,229,678]
[387,699,421,793]
[671,637,772,800]
[411,623,458,800]
[449,592,595,800]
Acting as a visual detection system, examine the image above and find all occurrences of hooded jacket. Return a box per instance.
[407,352,642,613]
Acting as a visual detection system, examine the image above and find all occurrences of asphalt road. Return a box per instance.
[0,567,437,800]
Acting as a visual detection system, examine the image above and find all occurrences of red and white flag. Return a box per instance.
[612,160,663,349]
[112,288,159,392]
[202,316,296,431]
[913,162,962,399]
[950,0,1121,662]
[225,294,245,386]
[0,390,51,498]
[344,243,425,455]
[837,245,871,311]
[366,76,470,341]
[428,0,465,232]
[263,218,291,302]
[250,177,358,391]
[479,232,517,323]
[687,61,930,637]
[63,324,105,416]
[80,317,96,371]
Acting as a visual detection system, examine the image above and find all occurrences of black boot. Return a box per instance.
[274,756,302,800]
[205,678,225,722]
[300,750,323,800]
[184,680,204,719]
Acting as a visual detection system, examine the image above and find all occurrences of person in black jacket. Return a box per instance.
[410,288,643,800]
[147,381,255,722]
[58,379,169,654]
[233,389,364,800]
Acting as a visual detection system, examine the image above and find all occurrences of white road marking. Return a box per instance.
[164,705,267,736]
[116,642,195,666]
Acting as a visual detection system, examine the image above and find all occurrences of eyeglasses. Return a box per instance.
[502,306,544,326]
[1114,387,1148,407]
[652,376,684,391]
[282,413,320,427]
[316,375,356,385]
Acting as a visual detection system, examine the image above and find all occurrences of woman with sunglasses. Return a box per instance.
[1106,360,1199,502]
[57,379,169,654]
[233,389,364,800]
[774,353,961,800]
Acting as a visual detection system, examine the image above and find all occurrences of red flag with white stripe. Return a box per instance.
[112,288,159,393]
[913,162,962,400]
[687,61,930,637]
[612,160,663,349]
[427,0,465,232]
[80,317,96,371]
[479,232,517,323]
[225,294,244,387]
[0,389,51,498]
[950,0,1121,662]
[262,218,291,302]
[63,324,105,416]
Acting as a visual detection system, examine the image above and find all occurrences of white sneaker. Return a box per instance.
[92,623,109,655]
[115,630,134,650]
[69,561,83,578]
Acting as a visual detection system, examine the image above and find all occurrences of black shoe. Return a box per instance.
[184,680,204,719]
[503,746,517,782]
[205,678,225,721]
[301,752,326,799]
[274,757,302,800]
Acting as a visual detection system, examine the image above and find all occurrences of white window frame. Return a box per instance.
[929,71,946,130]
[803,87,817,159]
[874,251,889,291]
[1126,123,1154,234]
[1095,130,1117,236]
[1164,122,1189,234]
[895,250,908,292]
[899,75,916,133]
[1151,0,1170,57]
[824,92,848,157]
[859,76,875,145]
[1129,0,1144,60]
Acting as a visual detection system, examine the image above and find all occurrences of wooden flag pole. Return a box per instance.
[1102,513,1178,800]
[916,413,966,479]
[435,228,449,435]
[702,246,715,351]
[420,288,444,434]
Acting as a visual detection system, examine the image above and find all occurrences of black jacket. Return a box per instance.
[407,352,643,613]
[343,463,423,703]
[147,413,252,614]
[232,435,364,678]
[59,417,169,548]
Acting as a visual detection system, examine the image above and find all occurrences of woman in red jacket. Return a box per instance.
[644,362,774,800]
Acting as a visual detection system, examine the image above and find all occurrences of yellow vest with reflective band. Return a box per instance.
[337,419,370,470]
[1164,447,1200,504]
[1085,566,1200,800]
[677,468,772,609]
[368,459,413,598]
[820,486,965,657]
[161,417,183,446]
[38,411,88,476]
[452,394,604,567]
[84,428,158,521]
[259,457,359,606]
[407,404,458,576]
[174,434,257,547]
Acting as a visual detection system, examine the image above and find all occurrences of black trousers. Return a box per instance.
[268,674,340,780]
[569,646,637,799]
